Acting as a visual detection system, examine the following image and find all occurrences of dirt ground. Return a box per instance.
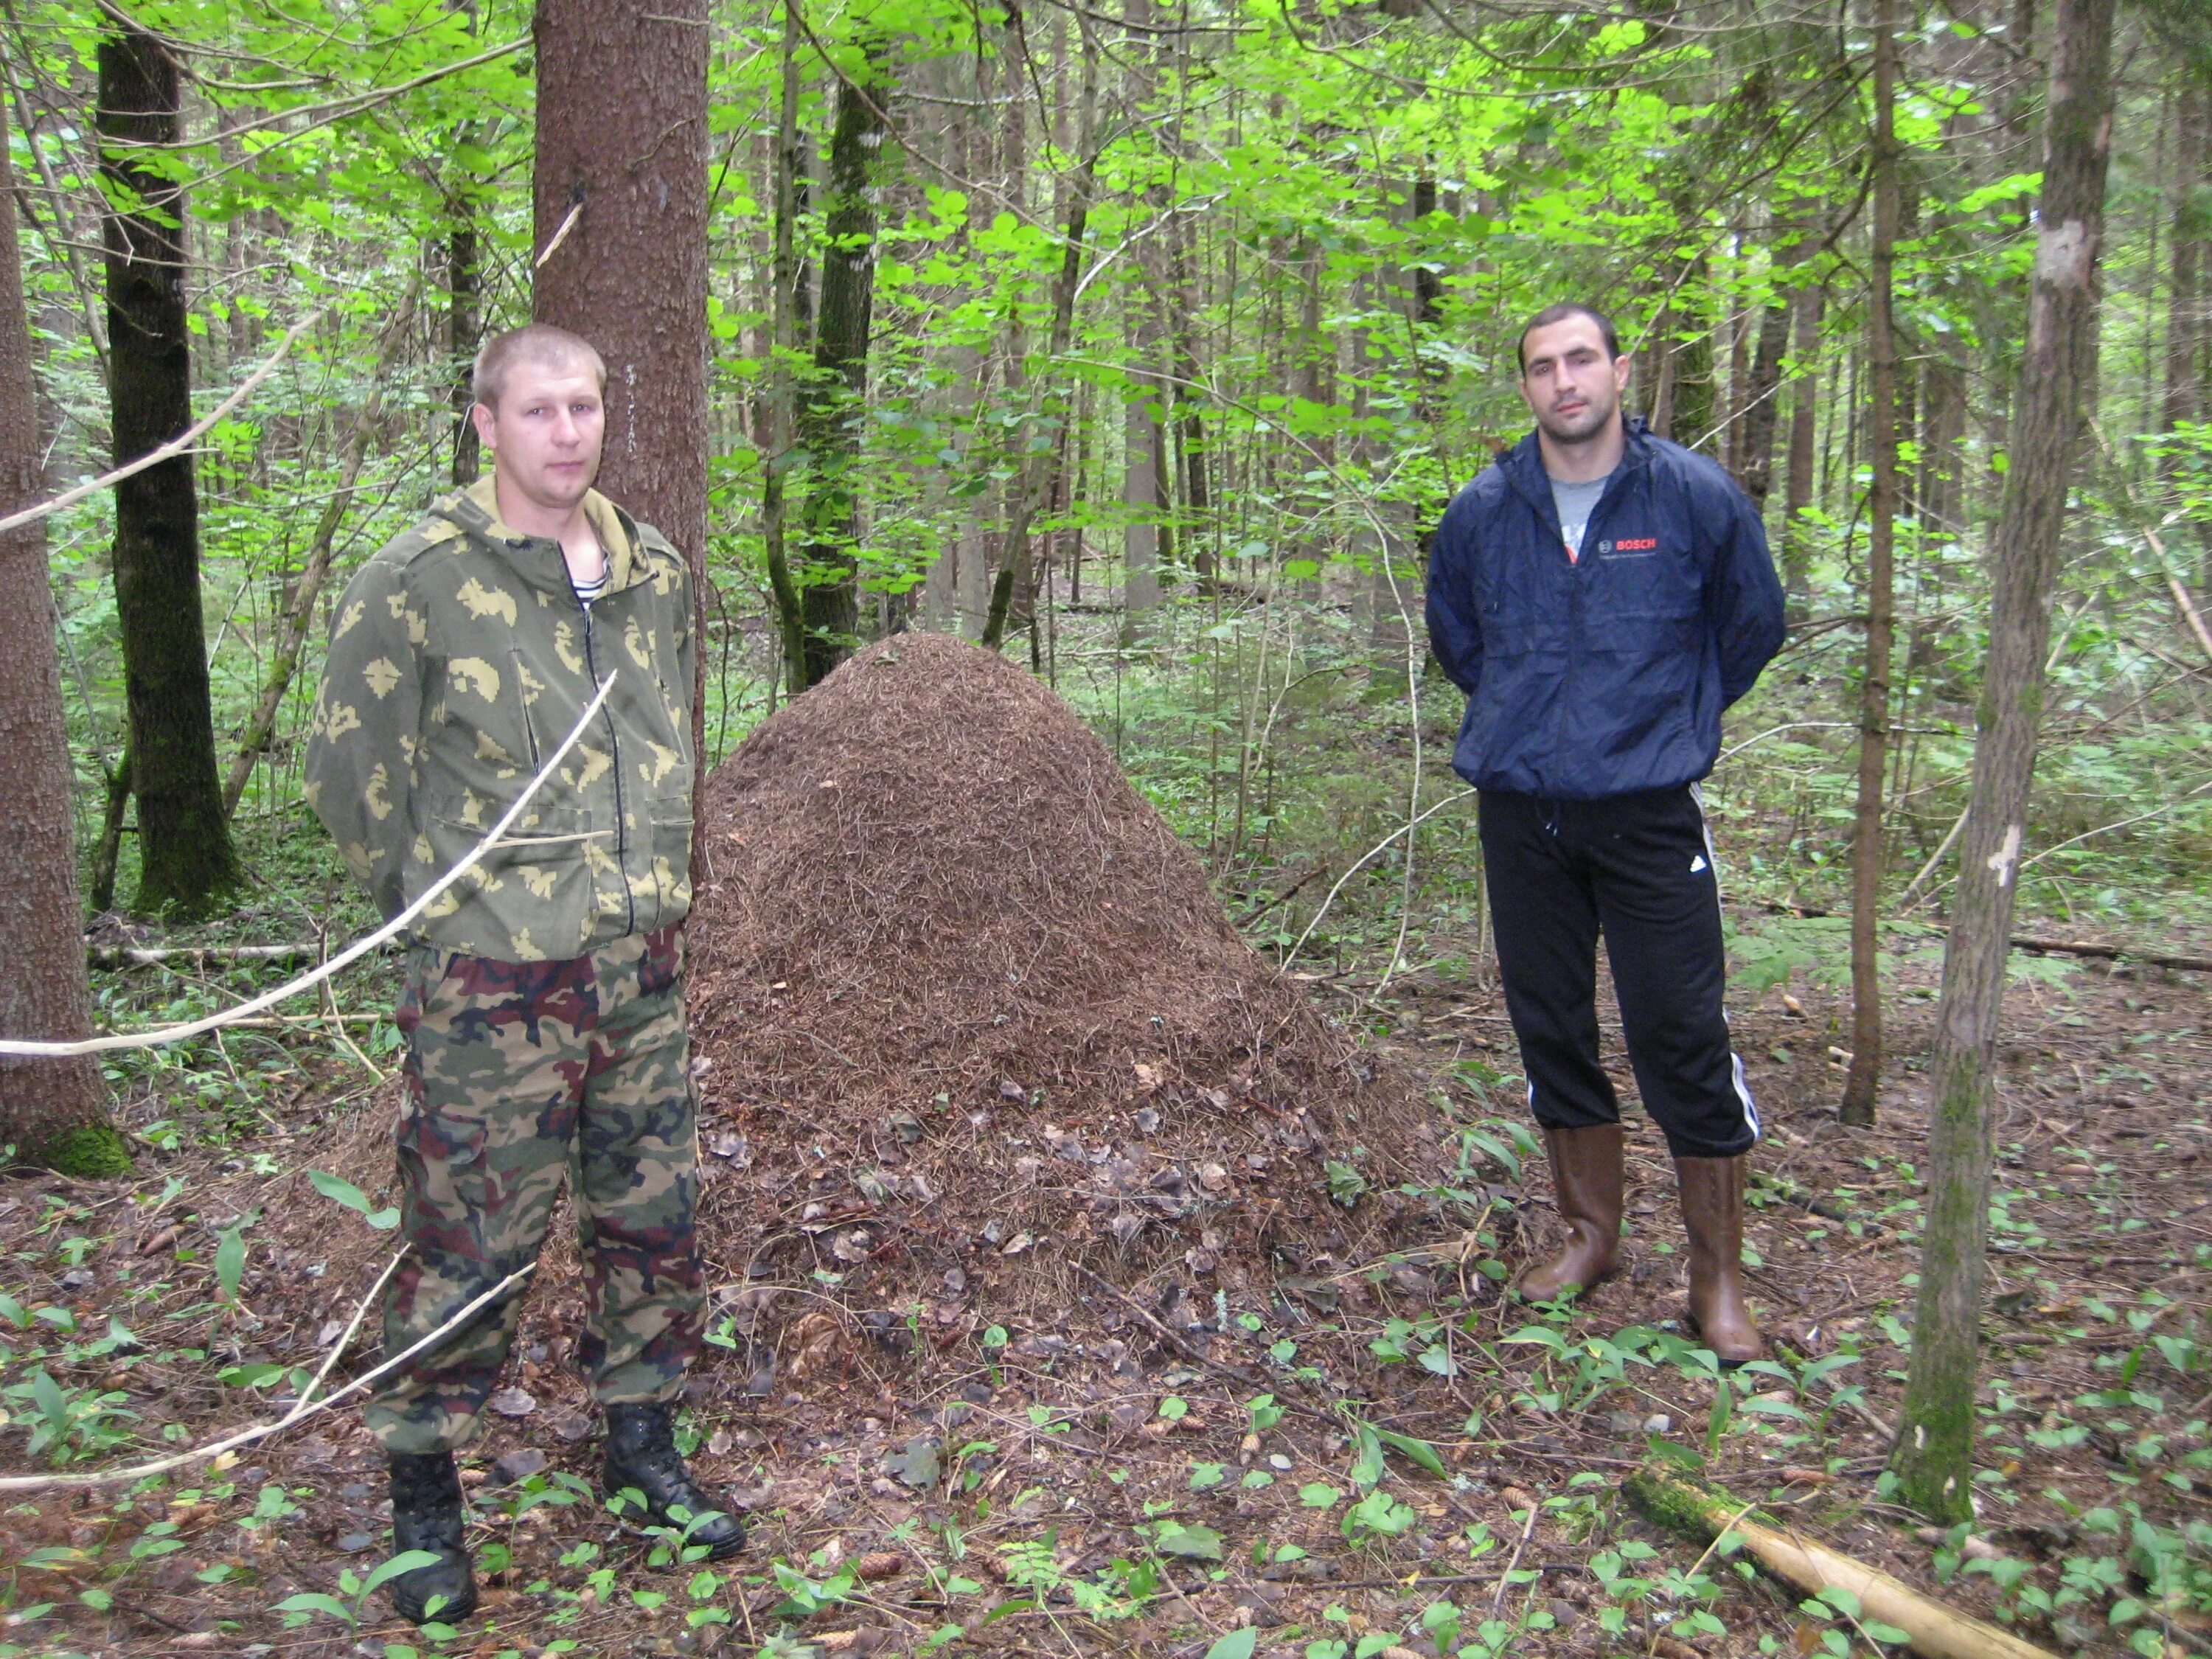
[4,941,2210,1659]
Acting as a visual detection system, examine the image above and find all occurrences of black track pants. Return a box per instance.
[1478,786,1758,1160]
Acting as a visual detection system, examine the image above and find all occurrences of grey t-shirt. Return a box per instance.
[1549,468,1615,561]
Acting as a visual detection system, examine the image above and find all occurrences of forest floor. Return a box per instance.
[5,930,2211,1659]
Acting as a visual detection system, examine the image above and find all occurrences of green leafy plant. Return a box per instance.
[271,1548,444,1628]
[307,1170,400,1230]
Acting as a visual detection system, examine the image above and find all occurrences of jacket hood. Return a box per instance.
[1498,414,1656,484]
[428,477,648,599]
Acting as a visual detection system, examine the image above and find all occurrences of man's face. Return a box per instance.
[1517,316,1632,445]
[472,360,605,515]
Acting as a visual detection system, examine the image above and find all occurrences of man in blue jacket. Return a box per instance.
[1425,303,1787,1364]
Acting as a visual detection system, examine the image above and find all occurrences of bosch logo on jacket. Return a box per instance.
[1425,418,1787,801]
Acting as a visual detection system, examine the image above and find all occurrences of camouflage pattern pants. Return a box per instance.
[366,924,705,1455]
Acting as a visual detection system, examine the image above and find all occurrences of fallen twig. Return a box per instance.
[1761,900,2212,975]
[1626,1463,2057,1659]
[1489,1491,1540,1617]
[87,942,396,968]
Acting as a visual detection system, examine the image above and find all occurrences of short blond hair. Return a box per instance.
[471,324,606,411]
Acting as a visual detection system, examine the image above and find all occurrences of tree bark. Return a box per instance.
[983,20,1100,651]
[1168,204,1212,587]
[222,299,414,814]
[1119,0,1163,647]
[793,41,890,689]
[761,0,808,689]
[2168,88,2210,581]
[1891,0,2116,1523]
[532,0,709,776]
[1842,0,1903,1127]
[1919,355,1967,540]
[0,97,127,1176]
[447,160,481,486]
[100,23,241,919]
[1735,223,1804,507]
[1781,284,1823,616]
[88,745,131,916]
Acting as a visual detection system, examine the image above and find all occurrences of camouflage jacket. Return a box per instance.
[305,477,697,962]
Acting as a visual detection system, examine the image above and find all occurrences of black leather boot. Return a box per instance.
[602,1402,745,1559]
[385,1450,478,1627]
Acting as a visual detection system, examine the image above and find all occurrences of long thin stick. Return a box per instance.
[1282,788,1475,967]
[0,309,322,538]
[0,674,616,1057]
[0,1261,532,1493]
[1488,1493,1540,1618]
[296,1247,408,1410]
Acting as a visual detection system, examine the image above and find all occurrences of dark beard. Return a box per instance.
[1536,399,1615,445]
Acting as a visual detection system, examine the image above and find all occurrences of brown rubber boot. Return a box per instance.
[1675,1156,1764,1366]
[1513,1124,1625,1302]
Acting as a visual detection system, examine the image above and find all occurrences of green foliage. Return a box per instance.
[307,1170,400,1231]
[273,1549,444,1629]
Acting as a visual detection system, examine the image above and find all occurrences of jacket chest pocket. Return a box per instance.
[1479,546,1568,656]
[1592,538,1701,622]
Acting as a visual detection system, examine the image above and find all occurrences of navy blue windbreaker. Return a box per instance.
[1425,419,1787,801]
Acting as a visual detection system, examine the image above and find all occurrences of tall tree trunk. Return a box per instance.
[1781,284,1824,616]
[983,20,1099,650]
[761,1,807,688]
[1842,0,1904,1127]
[793,44,890,689]
[1736,223,1804,508]
[447,159,481,486]
[1122,372,1164,641]
[2167,88,2205,438]
[2166,85,2206,580]
[1919,355,1967,540]
[1119,0,1163,647]
[532,0,709,778]
[222,299,414,814]
[1168,206,1212,588]
[1891,0,2116,1523]
[99,24,240,919]
[0,99,127,1177]
[1662,243,1716,449]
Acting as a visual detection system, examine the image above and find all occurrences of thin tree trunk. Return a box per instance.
[532,0,709,788]
[1891,0,2116,1523]
[1782,284,1824,616]
[761,1,807,687]
[447,161,481,486]
[1169,206,1212,588]
[1119,0,1163,647]
[2166,88,2205,439]
[1736,225,1804,508]
[100,23,241,919]
[983,21,1100,650]
[221,299,414,815]
[2166,85,2207,581]
[88,744,131,915]
[1919,356,1967,540]
[793,41,890,688]
[0,97,125,1175]
[1842,0,1904,1127]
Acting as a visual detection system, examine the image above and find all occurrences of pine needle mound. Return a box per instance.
[686,633,1440,1320]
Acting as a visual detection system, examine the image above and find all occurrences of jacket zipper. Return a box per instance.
[1507,442,1643,784]
[509,647,540,768]
[574,580,636,939]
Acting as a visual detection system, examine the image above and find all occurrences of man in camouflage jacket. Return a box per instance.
[307,324,740,1627]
